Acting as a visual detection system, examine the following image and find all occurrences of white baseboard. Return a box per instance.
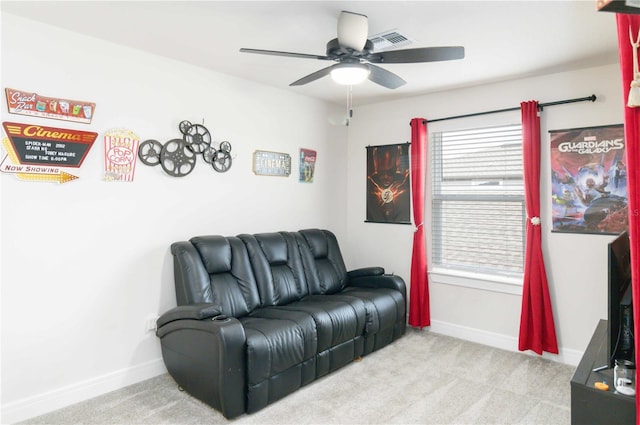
[1,358,167,425]
[1,323,584,424]
[428,319,584,366]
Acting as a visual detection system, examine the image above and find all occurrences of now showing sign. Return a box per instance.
[2,121,97,168]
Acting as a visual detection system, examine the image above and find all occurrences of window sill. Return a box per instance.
[429,267,523,295]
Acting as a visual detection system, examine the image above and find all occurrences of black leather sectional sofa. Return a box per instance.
[156,228,406,418]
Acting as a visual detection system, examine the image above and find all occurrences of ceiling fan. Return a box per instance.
[240,11,465,89]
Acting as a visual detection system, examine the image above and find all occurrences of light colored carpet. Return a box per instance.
[20,329,575,424]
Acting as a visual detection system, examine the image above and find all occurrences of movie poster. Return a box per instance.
[366,143,410,224]
[550,124,627,234]
[299,148,316,183]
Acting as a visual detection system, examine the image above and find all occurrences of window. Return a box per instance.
[431,124,525,281]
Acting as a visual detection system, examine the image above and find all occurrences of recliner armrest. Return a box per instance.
[156,303,223,329]
[347,267,385,279]
[347,273,406,296]
[155,307,246,419]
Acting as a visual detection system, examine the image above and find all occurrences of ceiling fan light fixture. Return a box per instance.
[330,63,370,85]
[241,10,465,90]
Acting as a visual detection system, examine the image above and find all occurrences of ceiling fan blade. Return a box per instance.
[290,65,334,86]
[240,48,332,61]
[369,46,465,64]
[337,11,368,51]
[368,64,406,89]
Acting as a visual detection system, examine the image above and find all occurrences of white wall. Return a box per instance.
[0,10,626,425]
[345,63,624,364]
[0,14,347,423]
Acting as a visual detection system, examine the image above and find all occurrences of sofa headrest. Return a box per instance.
[190,236,232,274]
[299,228,328,259]
[255,233,288,265]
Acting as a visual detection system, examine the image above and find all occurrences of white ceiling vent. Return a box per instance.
[369,29,414,51]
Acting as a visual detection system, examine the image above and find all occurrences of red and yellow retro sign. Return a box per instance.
[5,88,96,124]
[1,121,98,183]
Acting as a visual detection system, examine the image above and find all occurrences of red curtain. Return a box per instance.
[615,13,640,423]
[408,118,430,327]
[518,101,559,355]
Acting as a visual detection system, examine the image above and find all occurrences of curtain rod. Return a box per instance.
[426,94,597,123]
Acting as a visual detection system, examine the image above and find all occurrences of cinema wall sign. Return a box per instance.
[252,150,291,177]
[1,122,97,183]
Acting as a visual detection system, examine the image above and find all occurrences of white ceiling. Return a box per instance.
[1,0,620,107]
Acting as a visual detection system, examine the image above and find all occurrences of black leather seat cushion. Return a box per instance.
[342,287,404,330]
[342,286,406,351]
[240,308,318,413]
[240,316,314,385]
[277,298,366,351]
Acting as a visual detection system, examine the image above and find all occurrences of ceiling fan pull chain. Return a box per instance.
[345,85,354,125]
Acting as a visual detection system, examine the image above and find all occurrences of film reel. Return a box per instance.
[160,138,197,177]
[212,149,232,173]
[219,141,232,153]
[138,139,164,166]
[183,124,211,154]
[178,120,192,135]
[202,146,217,164]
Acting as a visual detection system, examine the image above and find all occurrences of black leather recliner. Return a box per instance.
[156,229,406,418]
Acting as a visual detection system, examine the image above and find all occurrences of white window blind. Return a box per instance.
[431,124,525,277]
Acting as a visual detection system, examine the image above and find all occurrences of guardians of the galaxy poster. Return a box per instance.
[550,124,627,235]
[366,143,410,224]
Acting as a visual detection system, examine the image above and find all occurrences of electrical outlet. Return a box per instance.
[145,314,159,332]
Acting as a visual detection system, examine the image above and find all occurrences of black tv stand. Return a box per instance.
[571,319,635,424]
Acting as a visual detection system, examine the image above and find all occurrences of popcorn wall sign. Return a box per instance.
[1,121,97,183]
[103,128,140,182]
[5,88,96,124]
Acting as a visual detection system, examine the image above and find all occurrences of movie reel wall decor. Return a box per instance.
[138,120,233,177]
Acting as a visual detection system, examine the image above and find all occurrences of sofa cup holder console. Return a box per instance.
[211,315,230,322]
